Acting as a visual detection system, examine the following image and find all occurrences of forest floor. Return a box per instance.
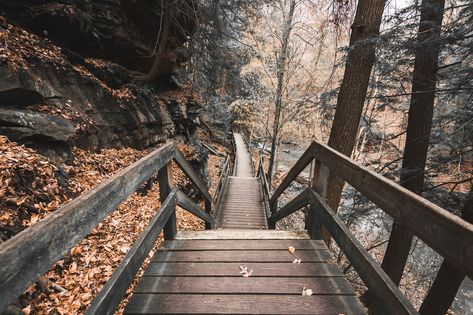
[0,134,226,315]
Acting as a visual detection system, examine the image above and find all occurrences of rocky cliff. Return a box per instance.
[0,0,198,160]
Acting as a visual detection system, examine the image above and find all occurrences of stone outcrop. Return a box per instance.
[0,1,200,159]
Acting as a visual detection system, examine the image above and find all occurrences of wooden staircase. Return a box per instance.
[124,134,362,313]
[124,230,364,314]
[1,133,471,315]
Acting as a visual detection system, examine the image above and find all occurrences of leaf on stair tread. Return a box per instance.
[239,265,253,277]
[292,258,301,264]
[288,246,296,255]
[302,287,313,296]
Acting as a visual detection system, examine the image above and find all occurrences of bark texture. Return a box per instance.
[381,0,446,286]
[268,0,296,182]
[321,0,386,225]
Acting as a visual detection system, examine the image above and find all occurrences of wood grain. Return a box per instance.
[311,141,473,279]
[143,262,343,277]
[151,249,332,263]
[176,190,214,226]
[309,189,417,314]
[124,294,365,314]
[134,276,355,295]
[158,239,326,250]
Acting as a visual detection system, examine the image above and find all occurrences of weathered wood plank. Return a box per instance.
[173,148,212,203]
[151,249,332,263]
[212,156,230,202]
[134,276,355,295]
[158,239,326,251]
[269,142,316,206]
[0,143,175,312]
[268,189,309,228]
[176,190,214,226]
[311,141,473,279]
[159,163,176,240]
[308,189,417,315]
[143,262,343,277]
[86,190,177,315]
[175,230,310,240]
[123,294,366,314]
[309,160,329,239]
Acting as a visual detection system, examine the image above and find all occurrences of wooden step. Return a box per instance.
[124,237,365,314]
[175,230,310,240]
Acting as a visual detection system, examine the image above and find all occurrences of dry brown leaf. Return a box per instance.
[288,246,296,255]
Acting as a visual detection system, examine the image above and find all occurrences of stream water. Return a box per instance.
[272,142,473,314]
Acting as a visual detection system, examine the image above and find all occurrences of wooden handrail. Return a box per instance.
[308,188,417,315]
[268,188,309,228]
[176,190,214,226]
[269,142,316,206]
[310,141,473,280]
[213,155,230,202]
[173,148,212,203]
[0,143,215,313]
[268,140,473,313]
[257,156,272,218]
[86,189,178,315]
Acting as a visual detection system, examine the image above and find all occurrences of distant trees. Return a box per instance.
[267,0,297,182]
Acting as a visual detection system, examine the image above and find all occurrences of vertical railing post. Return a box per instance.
[308,160,329,239]
[204,199,212,230]
[159,163,176,240]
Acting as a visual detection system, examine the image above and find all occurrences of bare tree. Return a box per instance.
[267,0,297,182]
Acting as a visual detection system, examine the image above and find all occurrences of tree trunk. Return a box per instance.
[381,0,446,286]
[317,0,386,243]
[133,0,171,82]
[268,0,296,182]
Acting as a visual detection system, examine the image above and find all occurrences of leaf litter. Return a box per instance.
[0,136,224,314]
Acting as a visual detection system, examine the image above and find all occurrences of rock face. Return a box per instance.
[0,0,193,73]
[0,1,199,158]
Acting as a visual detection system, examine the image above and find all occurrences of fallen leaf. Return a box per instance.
[292,258,301,264]
[120,246,131,254]
[239,265,253,277]
[302,287,313,296]
[22,305,31,315]
[288,246,296,255]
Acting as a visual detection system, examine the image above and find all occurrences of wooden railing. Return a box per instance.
[257,155,271,218]
[0,143,214,314]
[213,155,231,226]
[267,141,473,315]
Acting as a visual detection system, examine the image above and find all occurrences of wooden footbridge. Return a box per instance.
[1,133,472,314]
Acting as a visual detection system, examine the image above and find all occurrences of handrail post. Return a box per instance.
[308,160,329,239]
[159,163,176,240]
[205,200,212,230]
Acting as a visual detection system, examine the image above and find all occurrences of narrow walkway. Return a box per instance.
[123,134,365,314]
[233,133,253,177]
[217,133,267,229]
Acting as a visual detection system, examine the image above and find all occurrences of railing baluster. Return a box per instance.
[308,160,329,240]
[205,199,212,230]
[159,163,176,240]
